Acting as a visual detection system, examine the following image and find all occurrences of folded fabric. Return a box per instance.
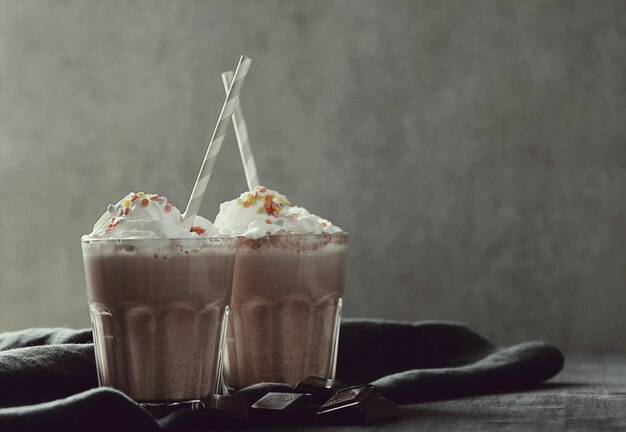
[0,319,564,431]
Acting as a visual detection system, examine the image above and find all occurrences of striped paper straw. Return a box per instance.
[221,71,260,191]
[182,55,252,229]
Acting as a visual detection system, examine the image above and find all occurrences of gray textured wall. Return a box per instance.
[0,0,624,351]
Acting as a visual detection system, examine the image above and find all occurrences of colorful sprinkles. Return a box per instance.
[236,185,291,224]
[232,185,336,232]
[104,193,178,234]
[190,226,206,235]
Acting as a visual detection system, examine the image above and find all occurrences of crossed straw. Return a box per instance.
[182,55,259,230]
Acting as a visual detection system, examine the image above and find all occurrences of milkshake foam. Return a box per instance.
[214,186,342,239]
[84,191,218,240]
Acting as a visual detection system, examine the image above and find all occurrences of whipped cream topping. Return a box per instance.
[83,192,218,240]
[214,186,343,239]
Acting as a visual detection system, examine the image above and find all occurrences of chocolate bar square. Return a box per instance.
[251,392,310,419]
[293,376,348,402]
[317,385,396,424]
[319,385,379,413]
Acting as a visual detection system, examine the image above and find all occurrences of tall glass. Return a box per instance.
[223,233,349,390]
[81,237,236,402]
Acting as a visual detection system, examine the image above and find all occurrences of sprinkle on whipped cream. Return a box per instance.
[83,192,218,240]
[214,185,343,239]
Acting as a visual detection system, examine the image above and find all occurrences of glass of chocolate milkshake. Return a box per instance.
[81,192,236,403]
[215,186,348,390]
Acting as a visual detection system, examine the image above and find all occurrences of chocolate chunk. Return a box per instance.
[317,385,396,424]
[250,392,310,421]
[320,385,379,411]
[293,376,348,402]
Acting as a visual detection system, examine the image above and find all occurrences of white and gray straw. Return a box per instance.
[182,55,252,229]
[221,70,260,191]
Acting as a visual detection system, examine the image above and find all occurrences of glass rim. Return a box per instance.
[81,235,237,245]
[233,231,349,239]
[81,232,349,244]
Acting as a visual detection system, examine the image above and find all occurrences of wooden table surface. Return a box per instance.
[244,354,626,432]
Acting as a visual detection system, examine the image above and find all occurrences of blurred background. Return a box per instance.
[0,0,624,352]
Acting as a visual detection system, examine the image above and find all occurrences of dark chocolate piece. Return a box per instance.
[293,376,348,402]
[317,385,396,424]
[319,385,379,412]
[250,392,310,421]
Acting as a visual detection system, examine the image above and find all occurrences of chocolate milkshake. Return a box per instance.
[82,192,236,402]
[225,233,348,389]
[215,186,348,389]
